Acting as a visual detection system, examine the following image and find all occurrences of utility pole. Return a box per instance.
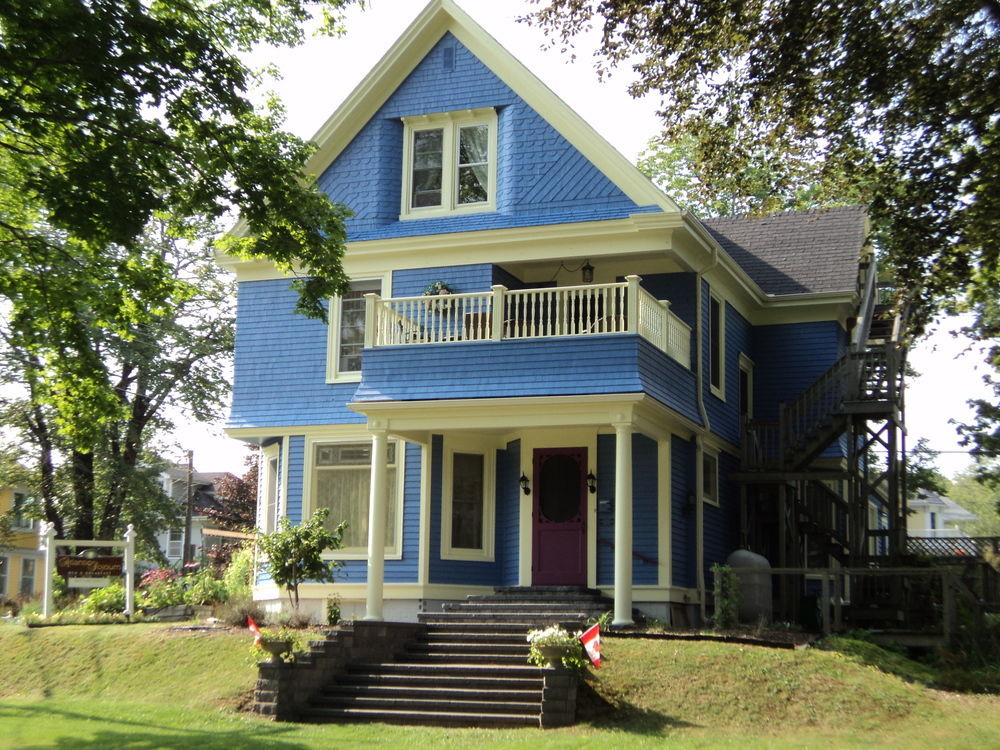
[182,450,194,567]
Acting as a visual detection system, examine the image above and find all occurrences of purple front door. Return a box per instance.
[532,447,587,585]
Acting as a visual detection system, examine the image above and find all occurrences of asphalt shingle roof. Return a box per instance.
[700,205,867,296]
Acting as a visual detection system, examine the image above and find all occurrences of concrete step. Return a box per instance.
[440,601,602,614]
[419,611,590,625]
[337,672,543,690]
[405,642,530,656]
[421,631,529,645]
[398,651,529,665]
[347,662,543,679]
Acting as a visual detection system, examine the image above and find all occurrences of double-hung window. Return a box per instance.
[167,529,183,560]
[401,108,497,219]
[19,558,35,597]
[708,290,725,398]
[11,492,33,531]
[312,440,401,556]
[328,278,383,382]
[702,450,720,507]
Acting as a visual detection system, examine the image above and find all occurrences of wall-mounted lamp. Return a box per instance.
[519,473,531,495]
[581,260,594,284]
[586,471,597,494]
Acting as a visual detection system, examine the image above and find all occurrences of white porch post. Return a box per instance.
[41,522,56,618]
[123,524,136,617]
[613,422,634,626]
[364,429,389,621]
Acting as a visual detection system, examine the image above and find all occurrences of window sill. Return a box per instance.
[440,549,494,562]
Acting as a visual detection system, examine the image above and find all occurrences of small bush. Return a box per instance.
[711,563,741,630]
[140,578,185,610]
[183,567,228,606]
[215,595,266,628]
[79,583,127,615]
[222,543,255,599]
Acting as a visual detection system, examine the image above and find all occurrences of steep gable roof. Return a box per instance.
[304,0,676,214]
[701,206,867,296]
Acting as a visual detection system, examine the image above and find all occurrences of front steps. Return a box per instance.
[299,586,606,727]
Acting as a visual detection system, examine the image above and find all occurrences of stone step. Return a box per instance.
[421,631,529,645]
[440,601,603,614]
[419,611,590,625]
[420,621,538,634]
[348,662,543,679]
[337,672,543,690]
[397,651,528,665]
[323,684,542,702]
[313,694,541,714]
[300,706,539,727]
[405,642,529,656]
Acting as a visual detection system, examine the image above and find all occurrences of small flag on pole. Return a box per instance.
[247,616,263,645]
[580,623,601,668]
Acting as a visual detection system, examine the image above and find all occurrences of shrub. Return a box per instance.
[711,563,742,630]
[183,567,228,606]
[257,508,345,612]
[140,578,185,610]
[79,583,126,614]
[221,542,255,599]
[215,595,266,628]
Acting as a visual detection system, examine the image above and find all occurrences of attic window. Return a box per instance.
[401,108,497,219]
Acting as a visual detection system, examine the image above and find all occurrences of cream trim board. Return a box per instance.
[657,438,672,589]
[326,274,389,383]
[303,436,406,560]
[708,288,726,401]
[260,443,281,535]
[400,108,498,220]
[440,437,496,562]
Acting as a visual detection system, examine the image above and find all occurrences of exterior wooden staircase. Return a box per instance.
[297,586,609,727]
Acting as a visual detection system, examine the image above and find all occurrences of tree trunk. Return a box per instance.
[71,449,96,540]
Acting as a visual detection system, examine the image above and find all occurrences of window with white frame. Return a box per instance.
[0,557,7,597]
[329,278,382,382]
[702,450,720,506]
[401,108,497,219]
[11,492,33,530]
[312,440,401,555]
[261,449,280,534]
[19,558,35,597]
[739,354,754,420]
[167,529,183,559]
[708,291,725,398]
[441,447,495,560]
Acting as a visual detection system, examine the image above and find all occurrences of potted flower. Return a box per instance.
[250,626,306,664]
[526,625,586,669]
[423,281,455,311]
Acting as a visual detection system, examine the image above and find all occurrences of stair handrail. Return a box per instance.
[852,253,879,353]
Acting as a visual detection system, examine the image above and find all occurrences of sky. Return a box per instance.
[171,0,993,480]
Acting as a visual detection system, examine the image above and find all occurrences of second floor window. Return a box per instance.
[401,108,497,219]
[11,492,33,530]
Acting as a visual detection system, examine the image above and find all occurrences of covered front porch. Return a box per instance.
[350,393,702,626]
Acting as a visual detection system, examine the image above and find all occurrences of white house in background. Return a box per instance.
[907,489,979,538]
[152,465,226,565]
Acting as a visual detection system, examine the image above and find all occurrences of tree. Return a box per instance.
[0,219,233,549]
[948,470,1000,537]
[906,438,948,499]
[0,1,357,464]
[257,508,345,613]
[209,450,260,532]
[528,0,999,473]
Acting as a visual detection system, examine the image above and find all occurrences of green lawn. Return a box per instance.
[1,623,997,749]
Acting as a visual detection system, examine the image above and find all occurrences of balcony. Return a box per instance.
[363,275,691,367]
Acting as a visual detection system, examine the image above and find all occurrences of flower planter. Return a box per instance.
[259,639,292,664]
[535,644,574,668]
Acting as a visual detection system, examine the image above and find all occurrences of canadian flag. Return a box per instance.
[579,623,601,668]
[247,616,263,646]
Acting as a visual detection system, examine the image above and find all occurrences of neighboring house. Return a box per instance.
[907,490,979,539]
[0,487,42,604]
[153,465,226,566]
[221,0,908,624]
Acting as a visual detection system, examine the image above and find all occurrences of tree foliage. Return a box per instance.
[528,0,1000,475]
[0,0,357,460]
[0,220,233,548]
[257,508,345,612]
[948,470,1000,536]
[209,450,259,532]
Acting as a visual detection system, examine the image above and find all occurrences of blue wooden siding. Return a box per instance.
[355,336,701,424]
[317,33,658,243]
[392,264,495,296]
[595,433,659,586]
[671,435,697,589]
[229,279,363,429]
[704,298,752,445]
[703,450,740,577]
[285,436,305,525]
[750,320,844,423]
[428,434,502,585]
[496,439,521,586]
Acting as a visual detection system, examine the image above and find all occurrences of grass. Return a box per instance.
[1,622,998,749]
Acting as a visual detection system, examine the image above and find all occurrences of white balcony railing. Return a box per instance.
[364,275,691,367]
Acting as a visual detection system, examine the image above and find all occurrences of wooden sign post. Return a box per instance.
[39,524,136,618]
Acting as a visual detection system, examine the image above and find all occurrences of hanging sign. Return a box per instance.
[56,556,123,579]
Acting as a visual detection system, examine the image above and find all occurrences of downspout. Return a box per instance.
[694,245,718,623]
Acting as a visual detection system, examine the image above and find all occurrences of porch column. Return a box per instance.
[613,422,634,626]
[364,429,389,621]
